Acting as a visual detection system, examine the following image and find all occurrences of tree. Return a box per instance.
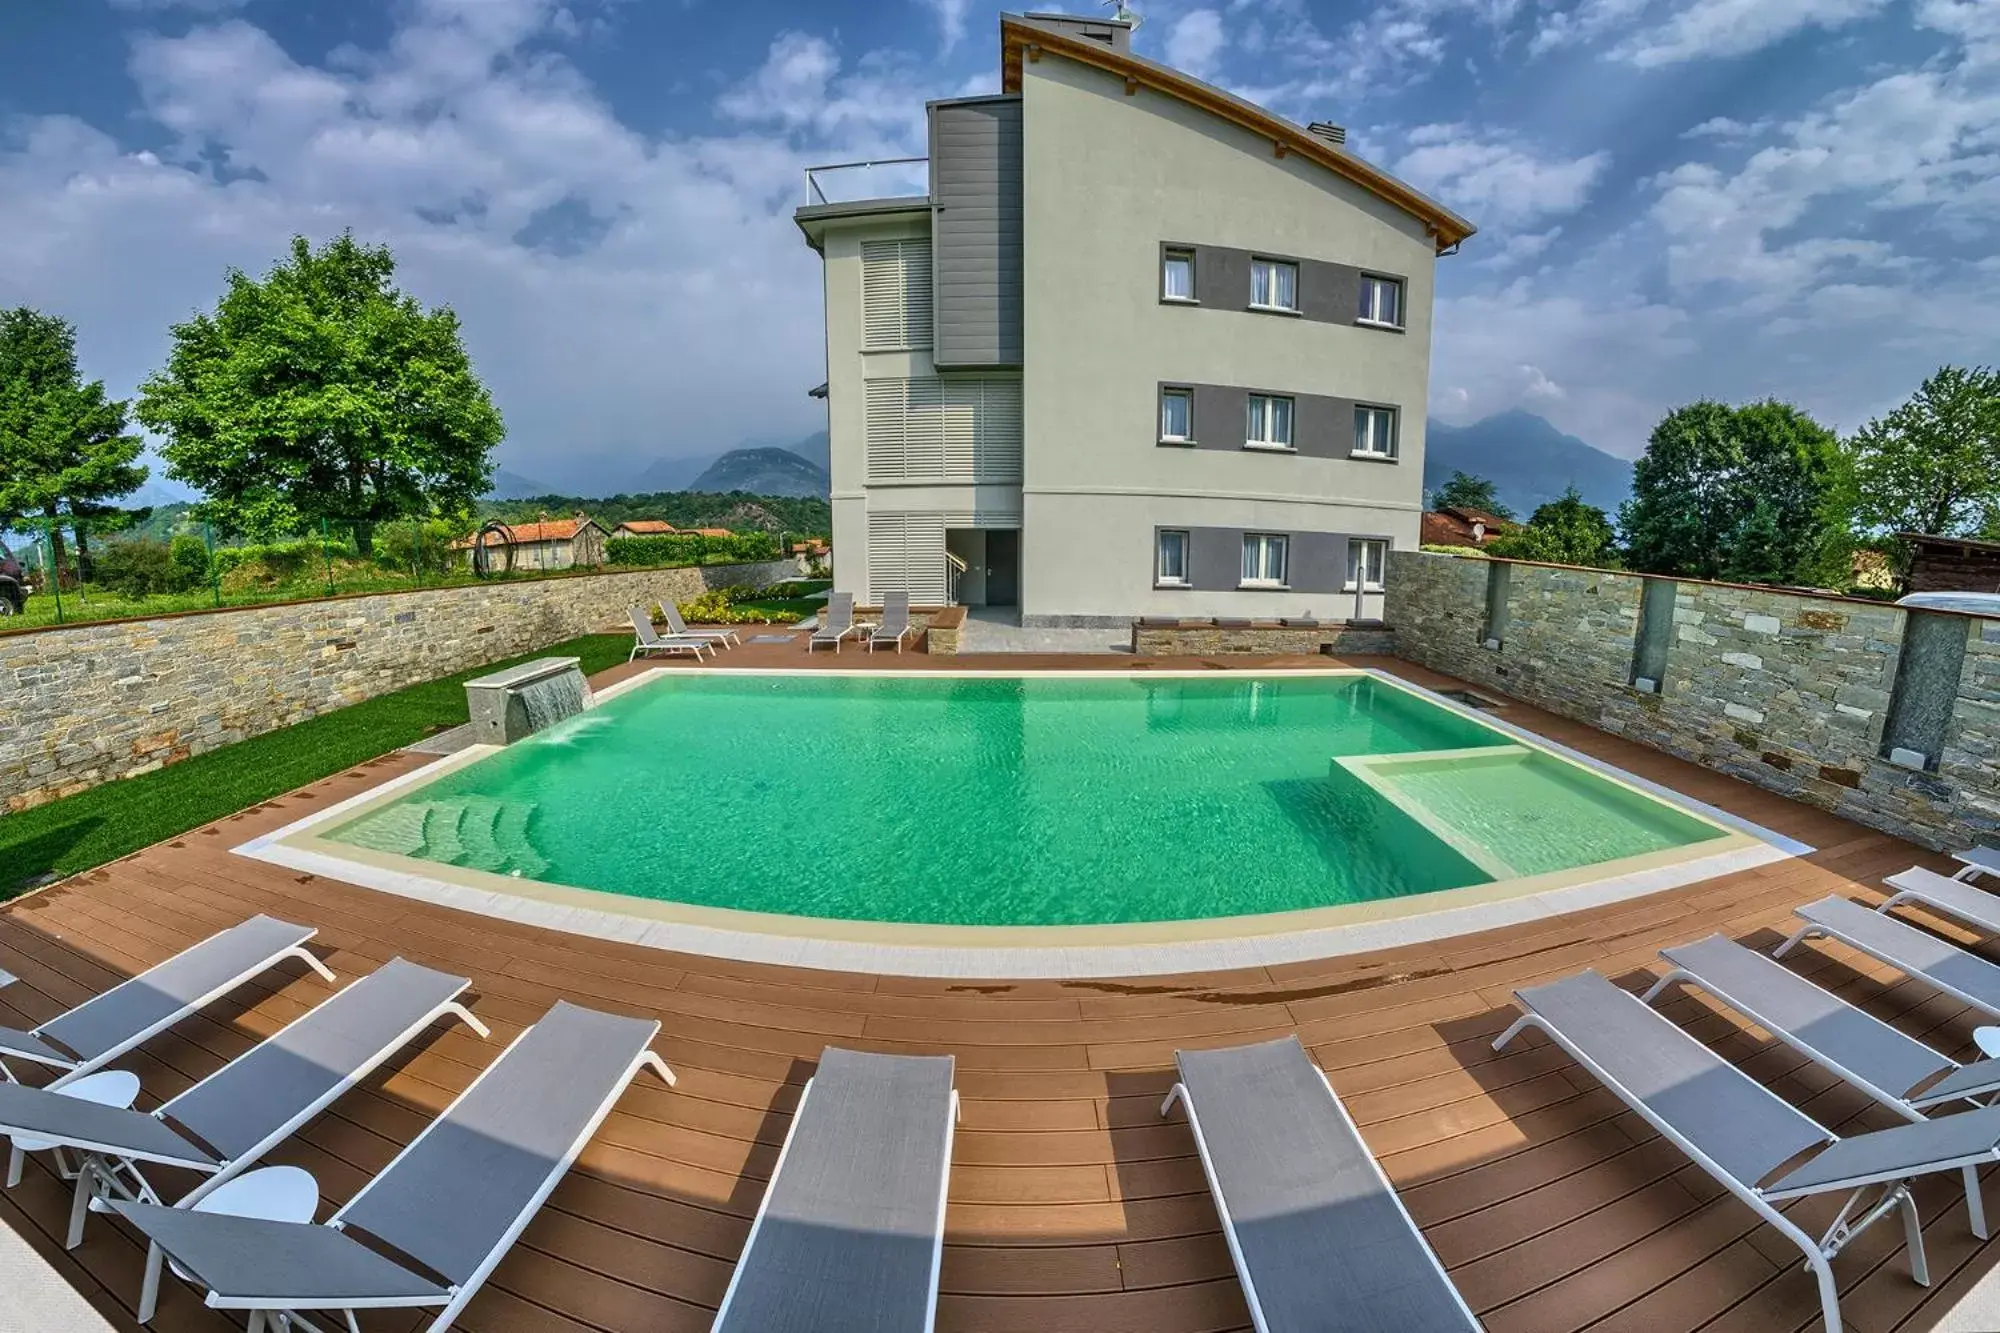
[1489,487,1617,566]
[137,233,503,554]
[1847,365,2000,540]
[0,307,148,573]
[1428,470,1514,519]
[1619,399,1850,586]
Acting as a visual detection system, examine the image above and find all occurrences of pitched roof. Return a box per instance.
[450,517,604,549]
[999,14,1475,254]
[616,520,677,535]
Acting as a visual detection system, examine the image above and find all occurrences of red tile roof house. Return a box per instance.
[453,516,611,570]
[612,520,678,538]
[1421,505,1517,549]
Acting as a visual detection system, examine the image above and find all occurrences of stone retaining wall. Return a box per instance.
[1387,549,2000,850]
[925,606,966,656]
[0,559,793,811]
[1129,620,1396,657]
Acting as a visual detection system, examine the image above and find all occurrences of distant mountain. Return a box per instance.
[688,448,830,498]
[1425,410,1634,517]
[627,453,721,494]
[486,468,551,500]
[785,430,829,472]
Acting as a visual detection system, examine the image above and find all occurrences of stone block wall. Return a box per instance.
[0,559,792,811]
[925,607,966,655]
[1129,620,1397,657]
[1388,549,2000,850]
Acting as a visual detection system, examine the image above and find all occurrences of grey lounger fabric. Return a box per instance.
[0,915,327,1082]
[0,958,483,1248]
[870,591,915,652]
[1649,935,1957,1111]
[628,607,711,661]
[1165,1036,1479,1333]
[809,591,857,651]
[1498,969,2000,1333]
[1883,866,2000,936]
[661,599,738,647]
[1782,896,2000,1018]
[1952,845,2000,881]
[713,1047,957,1333]
[115,999,672,1329]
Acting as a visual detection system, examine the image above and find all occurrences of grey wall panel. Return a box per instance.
[1171,240,1400,329]
[931,97,1023,367]
[1181,526,1359,594]
[1159,383,1365,459]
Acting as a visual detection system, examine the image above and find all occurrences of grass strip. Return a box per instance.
[0,633,631,898]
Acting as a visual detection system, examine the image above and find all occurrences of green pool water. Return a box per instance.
[322,673,1730,927]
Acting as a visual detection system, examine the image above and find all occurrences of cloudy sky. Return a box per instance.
[2,0,1995,495]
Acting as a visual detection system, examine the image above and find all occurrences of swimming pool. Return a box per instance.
[315,671,1733,929]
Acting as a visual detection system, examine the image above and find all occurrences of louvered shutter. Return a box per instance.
[868,512,948,604]
[861,240,933,350]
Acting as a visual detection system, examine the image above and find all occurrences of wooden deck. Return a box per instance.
[4,649,1998,1332]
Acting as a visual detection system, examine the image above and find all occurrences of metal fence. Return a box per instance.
[6,517,804,631]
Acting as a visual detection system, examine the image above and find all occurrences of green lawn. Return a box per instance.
[0,633,632,899]
[724,579,829,621]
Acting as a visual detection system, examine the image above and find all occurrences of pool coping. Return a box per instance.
[232,667,1810,979]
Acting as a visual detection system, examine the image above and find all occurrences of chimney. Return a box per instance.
[1307,122,1347,149]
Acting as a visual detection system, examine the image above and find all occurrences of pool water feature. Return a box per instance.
[319,672,1734,930]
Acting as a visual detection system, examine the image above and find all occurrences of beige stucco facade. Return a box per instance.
[799,13,1463,625]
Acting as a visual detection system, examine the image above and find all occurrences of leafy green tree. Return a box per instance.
[1620,399,1850,585]
[0,308,148,572]
[1847,365,2000,540]
[138,234,503,554]
[1489,487,1617,566]
[1428,470,1514,519]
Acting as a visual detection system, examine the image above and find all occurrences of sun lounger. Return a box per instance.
[1777,895,2000,1020]
[1951,845,2000,882]
[809,591,860,652]
[1498,969,2000,1333]
[1882,865,2000,937]
[1162,1036,1480,1332]
[713,1048,957,1333]
[1645,933,2000,1233]
[869,590,916,654]
[628,606,713,662]
[660,598,739,648]
[0,958,487,1248]
[0,915,331,1087]
[116,999,673,1329]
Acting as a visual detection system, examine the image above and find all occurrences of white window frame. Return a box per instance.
[1357,274,1404,329]
[1345,538,1387,592]
[1162,248,1196,303]
[1249,258,1299,312]
[1245,394,1295,451]
[1353,405,1398,459]
[1156,529,1191,587]
[1160,387,1193,444]
[1241,533,1289,588]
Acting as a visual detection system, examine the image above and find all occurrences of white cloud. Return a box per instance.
[1165,10,1227,78]
[1681,115,1772,140]
[0,4,962,494]
[914,0,975,53]
[1396,126,1611,227]
[1617,0,1893,67]
[1528,0,1650,57]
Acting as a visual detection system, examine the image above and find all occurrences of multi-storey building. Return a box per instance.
[796,12,1474,626]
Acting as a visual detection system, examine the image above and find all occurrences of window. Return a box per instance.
[1250,259,1299,311]
[1345,538,1387,592]
[1162,249,1196,302]
[1242,533,1289,587]
[1353,405,1398,459]
[1358,275,1403,328]
[1245,394,1295,450]
[1160,388,1193,443]
[1157,530,1190,586]
[861,239,934,349]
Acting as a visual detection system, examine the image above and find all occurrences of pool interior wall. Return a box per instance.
[317,669,1736,929]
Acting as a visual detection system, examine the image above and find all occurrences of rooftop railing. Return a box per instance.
[804,157,929,206]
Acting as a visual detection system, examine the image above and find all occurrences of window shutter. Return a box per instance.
[861,239,933,350]
[865,376,1020,484]
[867,512,948,604]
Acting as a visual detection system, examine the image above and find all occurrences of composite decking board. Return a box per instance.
[7,660,2000,1330]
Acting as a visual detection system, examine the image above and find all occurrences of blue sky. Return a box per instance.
[1,0,1994,496]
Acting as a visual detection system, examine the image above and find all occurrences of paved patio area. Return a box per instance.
[2,652,1998,1331]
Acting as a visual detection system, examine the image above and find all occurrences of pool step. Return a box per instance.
[339,798,548,878]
